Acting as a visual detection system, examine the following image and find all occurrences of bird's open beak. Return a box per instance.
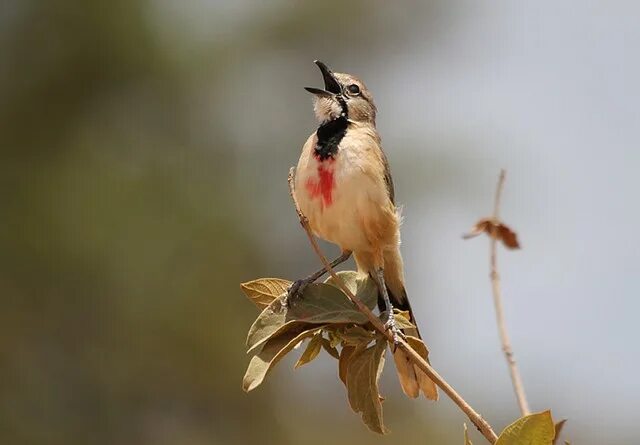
[305,60,342,96]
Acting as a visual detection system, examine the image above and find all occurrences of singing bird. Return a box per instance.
[289,61,438,400]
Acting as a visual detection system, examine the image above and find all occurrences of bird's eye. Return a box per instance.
[347,84,360,95]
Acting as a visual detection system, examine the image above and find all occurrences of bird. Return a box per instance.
[289,60,438,400]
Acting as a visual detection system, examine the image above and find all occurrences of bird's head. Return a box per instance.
[305,60,377,125]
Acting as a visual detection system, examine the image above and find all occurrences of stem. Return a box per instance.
[490,169,530,416]
[288,168,499,444]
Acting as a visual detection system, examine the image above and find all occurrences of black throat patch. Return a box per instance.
[314,97,349,161]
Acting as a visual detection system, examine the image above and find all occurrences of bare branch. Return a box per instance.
[490,169,530,416]
[288,168,499,444]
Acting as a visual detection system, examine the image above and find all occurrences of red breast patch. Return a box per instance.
[305,161,335,208]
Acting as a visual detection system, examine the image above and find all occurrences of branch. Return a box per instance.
[490,169,530,416]
[288,168,499,444]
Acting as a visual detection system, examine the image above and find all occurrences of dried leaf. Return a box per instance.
[405,336,438,400]
[240,278,292,310]
[463,217,520,249]
[552,419,567,445]
[464,423,473,445]
[495,410,555,445]
[294,333,323,369]
[346,338,388,434]
[339,345,356,385]
[242,326,325,392]
[321,337,340,359]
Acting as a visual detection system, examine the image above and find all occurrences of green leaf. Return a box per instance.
[346,337,388,434]
[496,410,555,445]
[240,278,291,310]
[464,423,473,445]
[246,274,377,354]
[287,279,377,325]
[321,337,340,359]
[242,326,325,392]
[294,333,323,369]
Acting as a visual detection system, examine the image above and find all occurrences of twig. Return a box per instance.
[490,169,530,416]
[288,168,499,444]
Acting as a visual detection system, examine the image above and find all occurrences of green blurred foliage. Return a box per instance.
[0,1,464,444]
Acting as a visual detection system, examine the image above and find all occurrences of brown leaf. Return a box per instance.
[340,325,375,346]
[294,333,323,369]
[321,337,340,359]
[552,419,567,445]
[240,278,291,310]
[339,345,356,385]
[246,297,305,354]
[346,338,389,434]
[242,326,325,392]
[463,217,520,249]
[405,336,438,400]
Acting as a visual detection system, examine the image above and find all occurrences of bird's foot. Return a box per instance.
[285,279,309,307]
[384,310,405,346]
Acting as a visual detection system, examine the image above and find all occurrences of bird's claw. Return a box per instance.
[285,279,308,306]
[384,311,405,347]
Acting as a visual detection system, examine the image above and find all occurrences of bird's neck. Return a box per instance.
[314,116,349,161]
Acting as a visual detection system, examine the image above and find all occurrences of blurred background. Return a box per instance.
[2,1,639,444]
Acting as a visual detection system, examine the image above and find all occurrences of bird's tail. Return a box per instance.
[378,284,439,400]
[356,248,438,400]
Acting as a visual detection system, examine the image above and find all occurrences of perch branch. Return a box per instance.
[288,168,499,444]
[490,169,530,416]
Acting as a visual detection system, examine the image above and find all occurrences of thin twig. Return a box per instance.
[490,169,530,416]
[288,168,499,444]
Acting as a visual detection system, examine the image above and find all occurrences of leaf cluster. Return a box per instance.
[240,271,423,434]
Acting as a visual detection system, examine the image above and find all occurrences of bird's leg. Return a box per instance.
[286,250,352,304]
[373,267,404,345]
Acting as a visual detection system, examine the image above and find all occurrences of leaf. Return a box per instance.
[464,423,473,445]
[246,272,377,353]
[287,278,377,324]
[324,271,375,299]
[242,326,325,392]
[294,333,323,368]
[339,345,356,385]
[340,325,375,345]
[321,337,340,359]
[379,310,415,330]
[246,297,305,354]
[552,419,567,445]
[463,217,520,249]
[405,335,438,400]
[496,410,555,445]
[240,278,291,310]
[346,338,388,434]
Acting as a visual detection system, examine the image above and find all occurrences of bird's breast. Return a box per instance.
[295,135,395,252]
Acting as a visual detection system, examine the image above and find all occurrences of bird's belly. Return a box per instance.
[296,155,390,252]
